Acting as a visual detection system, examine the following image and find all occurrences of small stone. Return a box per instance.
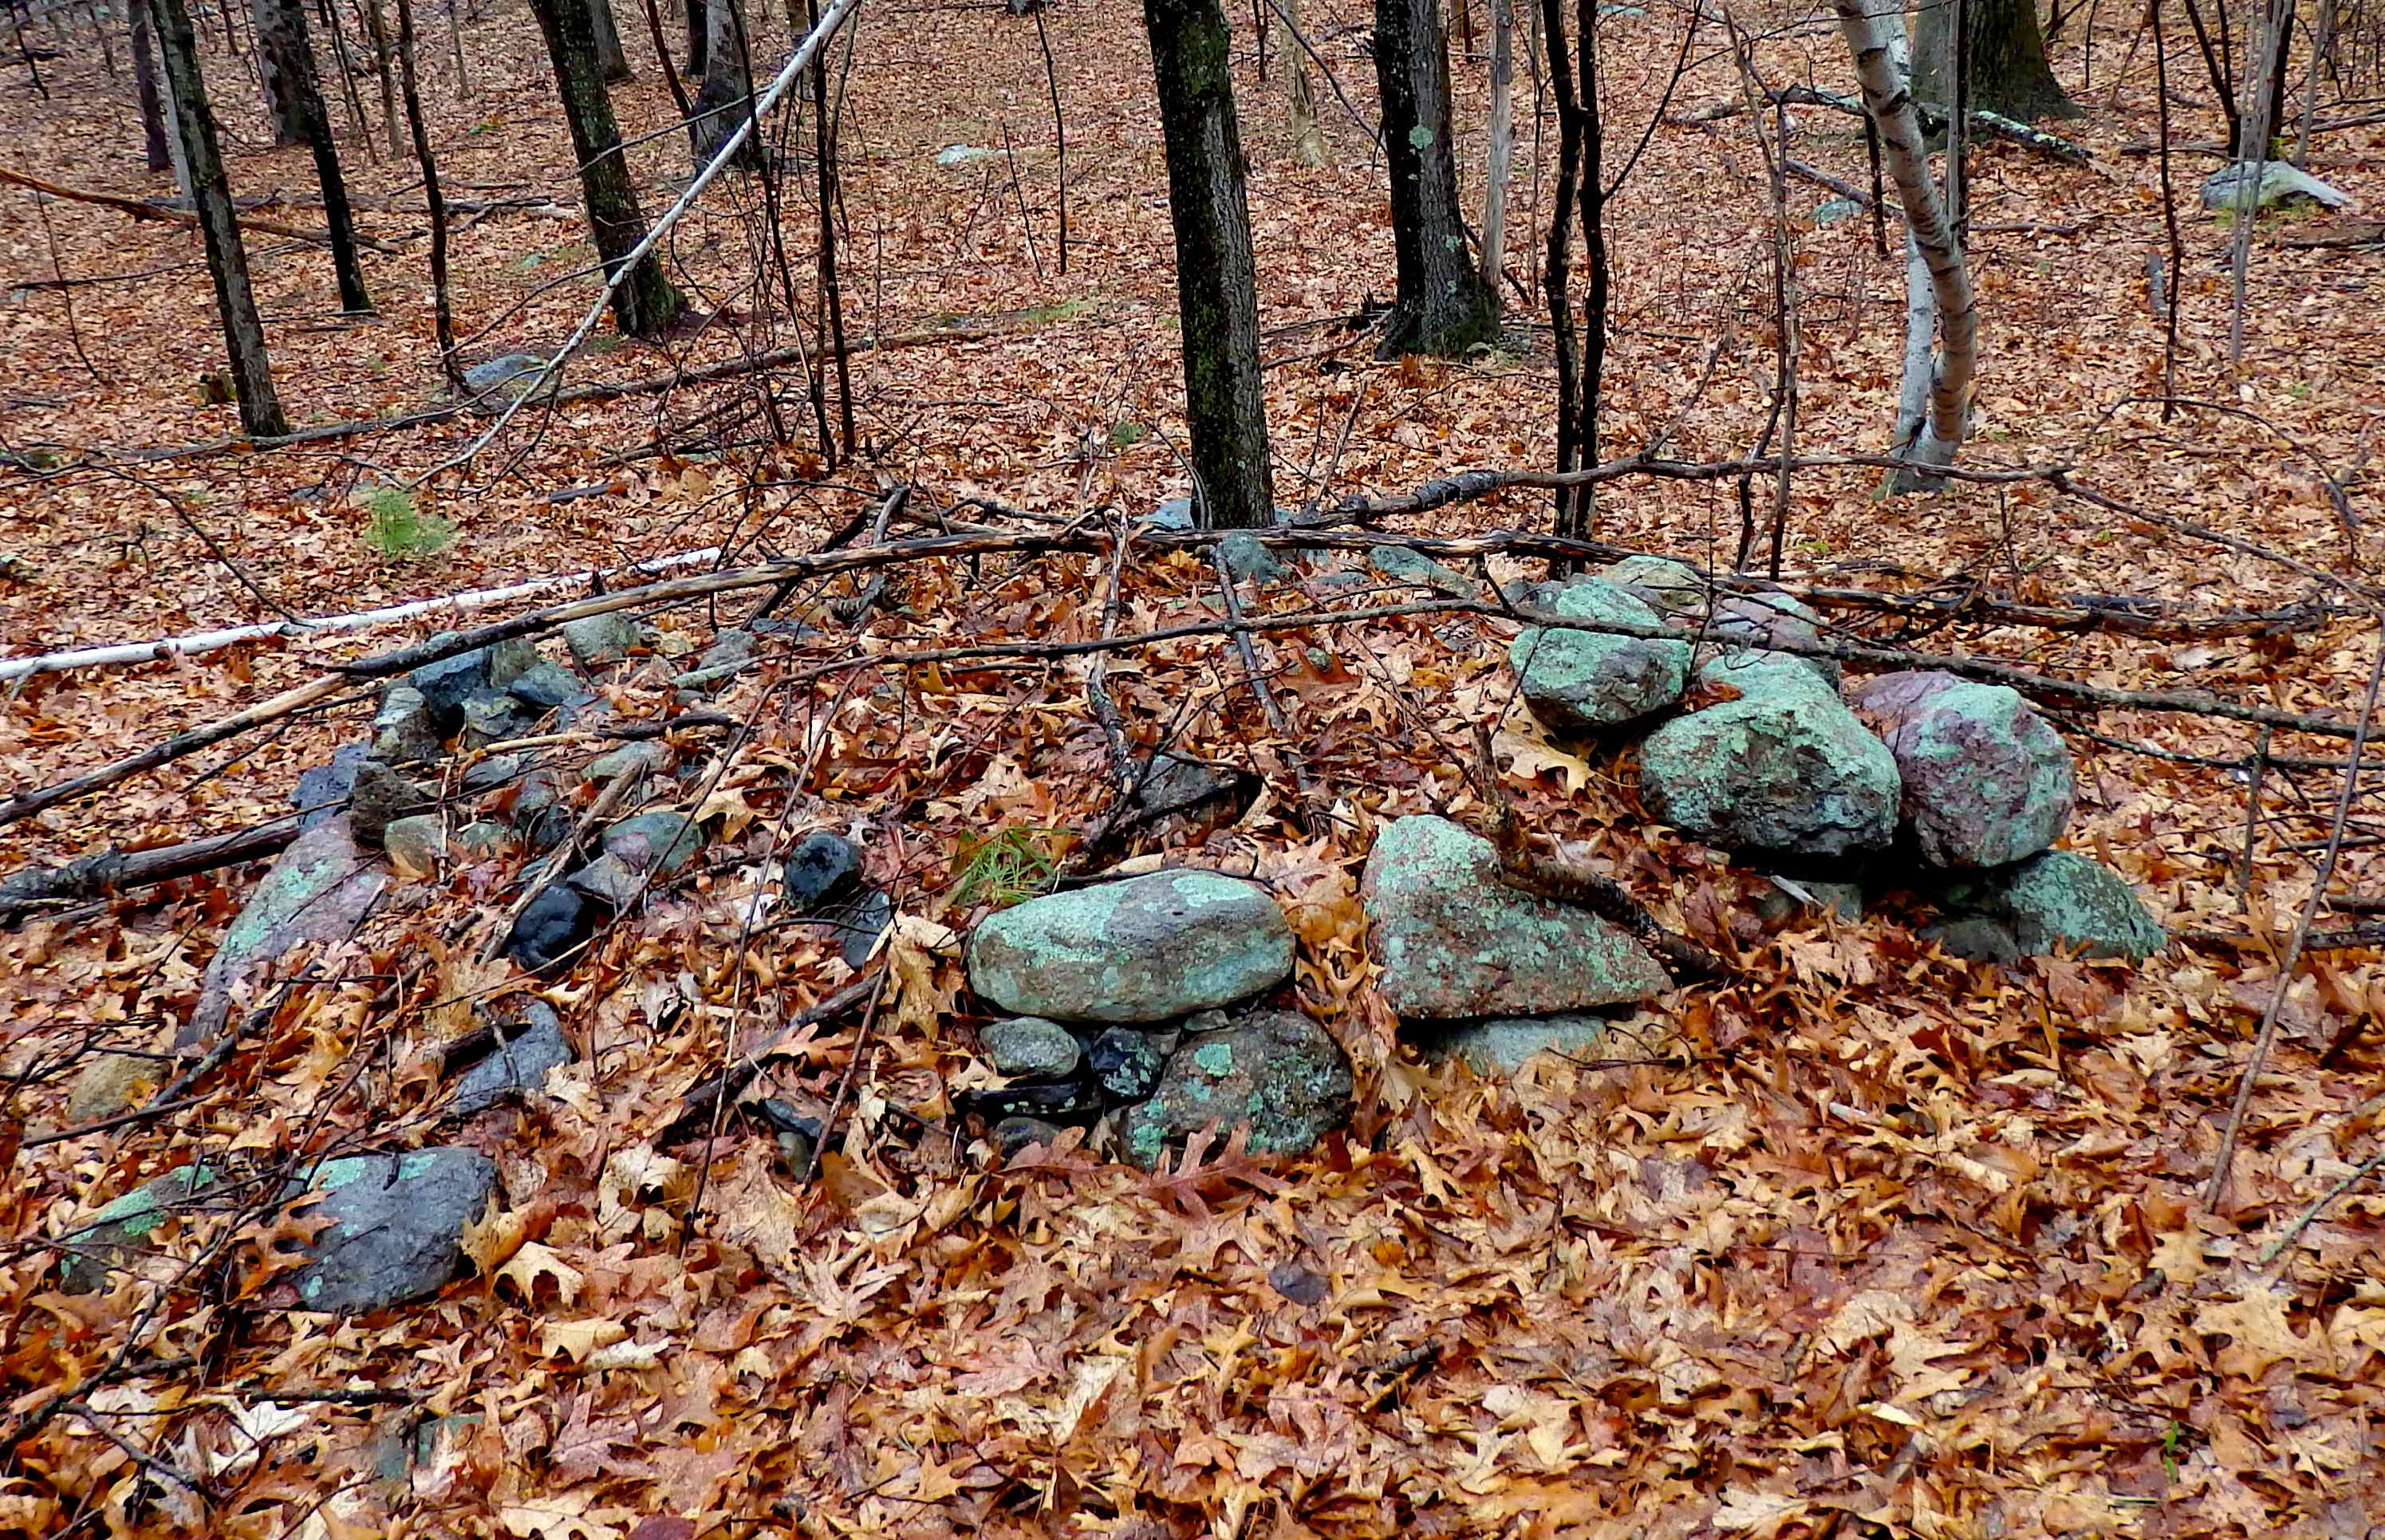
[783,830,864,912]
[1597,555,1704,615]
[830,887,893,967]
[1132,753,1240,816]
[58,1165,218,1294]
[460,689,530,750]
[383,814,450,877]
[1411,1012,1616,1075]
[349,760,431,847]
[1814,197,1863,227]
[1368,544,1474,597]
[1854,670,2076,868]
[68,1050,158,1122]
[1509,578,1689,734]
[455,821,518,857]
[603,811,702,876]
[567,853,648,908]
[698,629,755,672]
[587,740,672,782]
[281,1148,497,1314]
[980,1016,1082,1080]
[968,869,1295,1023]
[1943,849,2166,961]
[751,617,824,641]
[461,753,523,796]
[449,1007,573,1115]
[507,660,581,711]
[1218,530,1287,585]
[1360,816,1669,1019]
[1118,1010,1354,1170]
[991,1117,1066,1160]
[1148,497,1196,532]
[487,636,540,690]
[1697,592,1840,688]
[507,886,598,974]
[405,634,495,729]
[294,743,370,829]
[463,353,550,396]
[1922,916,2023,964]
[370,686,439,763]
[1087,1027,1166,1103]
[561,612,639,668]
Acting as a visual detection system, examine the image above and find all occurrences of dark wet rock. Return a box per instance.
[783,830,864,912]
[1133,753,1243,817]
[1118,1010,1354,1170]
[370,686,440,764]
[349,760,431,847]
[455,821,518,857]
[828,887,893,967]
[1852,669,2076,868]
[752,1099,822,1180]
[460,689,532,750]
[507,660,581,712]
[406,634,496,729]
[460,753,523,796]
[1638,655,1899,857]
[1509,578,1690,734]
[507,886,599,974]
[1368,544,1474,597]
[1087,1027,1166,1103]
[956,1079,1102,1121]
[294,743,370,829]
[1218,531,1287,585]
[1922,915,2023,964]
[1942,849,2167,961]
[601,811,702,877]
[1359,815,1669,1019]
[281,1148,497,1314]
[561,612,638,668]
[183,817,386,1050]
[382,814,449,876]
[567,853,648,908]
[968,869,1295,1024]
[59,1165,218,1293]
[980,1016,1082,1080]
[449,1004,572,1115]
[486,636,540,691]
[991,1117,1066,1160]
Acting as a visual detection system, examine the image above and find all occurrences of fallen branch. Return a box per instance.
[0,813,301,919]
[659,970,881,1146]
[0,164,399,252]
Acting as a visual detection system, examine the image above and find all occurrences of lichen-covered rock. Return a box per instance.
[1854,669,2075,868]
[1509,579,1689,734]
[601,811,702,876]
[281,1148,496,1314]
[1119,1010,1354,1169]
[1638,656,1899,857]
[587,741,672,782]
[449,1006,573,1115]
[507,660,581,712]
[1369,544,1474,597]
[405,635,497,730]
[1697,591,1839,688]
[183,817,386,1049]
[968,870,1294,1023]
[294,743,370,829]
[349,761,430,847]
[1218,530,1287,585]
[1087,1027,1166,1103]
[370,686,439,764]
[58,1165,217,1293]
[1360,815,1670,1018]
[1598,555,1703,616]
[1943,849,2166,961]
[561,612,638,668]
[980,1017,1082,1081]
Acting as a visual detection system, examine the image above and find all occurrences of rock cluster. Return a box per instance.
[963,871,1351,1167]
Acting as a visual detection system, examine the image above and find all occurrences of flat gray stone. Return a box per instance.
[1412,1012,1618,1075]
[968,869,1295,1023]
[587,741,672,782]
[405,634,495,728]
[282,1148,497,1314]
[1218,531,1287,585]
[1148,497,1196,532]
[370,686,439,764]
[1638,656,1898,857]
[561,612,638,668]
[601,811,701,876]
[568,852,648,908]
[980,1016,1082,1080]
[507,660,581,711]
[450,1008,573,1114]
[463,353,550,395]
[1369,544,1474,597]
[1854,669,2075,868]
[2202,160,2353,213]
[1510,578,1689,733]
[1118,1010,1354,1169]
[183,817,386,1050]
[1597,555,1704,615]
[1359,815,1669,1019]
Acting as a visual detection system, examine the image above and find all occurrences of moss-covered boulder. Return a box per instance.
[1854,670,2075,868]
[58,1165,218,1294]
[1509,579,1690,735]
[1360,815,1669,1018]
[1943,849,2166,961]
[1597,555,1704,616]
[968,870,1294,1023]
[1119,1010,1354,1168]
[1638,656,1898,857]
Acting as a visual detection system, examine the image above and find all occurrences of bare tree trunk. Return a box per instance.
[682,0,704,74]
[1278,0,1323,165]
[806,0,853,456]
[360,0,406,156]
[588,0,629,79]
[128,0,174,171]
[265,0,372,310]
[2293,0,2332,165]
[689,0,755,167]
[1479,0,1513,291]
[317,0,377,158]
[527,0,683,335]
[1836,0,1976,488]
[1914,0,2079,120]
[394,0,459,387]
[1542,0,1602,542]
[447,0,465,93]
[1375,0,1499,356]
[2225,0,2286,364]
[154,0,290,435]
[250,0,306,142]
[1144,0,1276,530]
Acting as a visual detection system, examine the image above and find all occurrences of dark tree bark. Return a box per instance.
[266,0,372,312]
[689,0,756,167]
[588,0,631,81]
[527,0,684,337]
[1142,0,1275,530]
[128,0,173,172]
[249,0,306,144]
[153,0,290,435]
[394,0,459,387]
[1374,0,1498,356]
[682,0,704,75]
[1541,0,1604,542]
[1915,0,2079,121]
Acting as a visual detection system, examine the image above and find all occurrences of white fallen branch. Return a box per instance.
[0,547,721,683]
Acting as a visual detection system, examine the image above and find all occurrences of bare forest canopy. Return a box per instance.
[2,0,2385,1531]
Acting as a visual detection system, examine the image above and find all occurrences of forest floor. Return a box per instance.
[4,0,2385,1532]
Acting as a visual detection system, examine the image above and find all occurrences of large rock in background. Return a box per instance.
[1361,815,1670,1018]
[1597,555,1704,616]
[181,817,387,1049]
[1854,670,2075,868]
[1118,1010,1354,1168]
[281,1148,496,1314]
[1509,580,1690,734]
[1942,849,2167,961]
[1638,656,1898,858]
[2201,160,2353,213]
[1695,591,1840,689]
[968,870,1295,1022]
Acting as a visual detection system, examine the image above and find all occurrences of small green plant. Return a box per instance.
[361,486,455,561]
[951,825,1065,908]
[1108,419,1149,451]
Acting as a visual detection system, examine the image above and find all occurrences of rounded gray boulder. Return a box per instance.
[968,869,1294,1023]
[1509,579,1690,734]
[1854,670,2075,868]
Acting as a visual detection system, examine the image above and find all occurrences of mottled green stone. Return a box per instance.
[1509,579,1689,734]
[1945,849,2166,961]
[1118,1010,1354,1169]
[1638,656,1898,857]
[968,870,1294,1023]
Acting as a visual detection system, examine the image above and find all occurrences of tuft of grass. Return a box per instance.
[951,825,1066,908]
[1107,419,1149,451]
[361,486,455,561]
